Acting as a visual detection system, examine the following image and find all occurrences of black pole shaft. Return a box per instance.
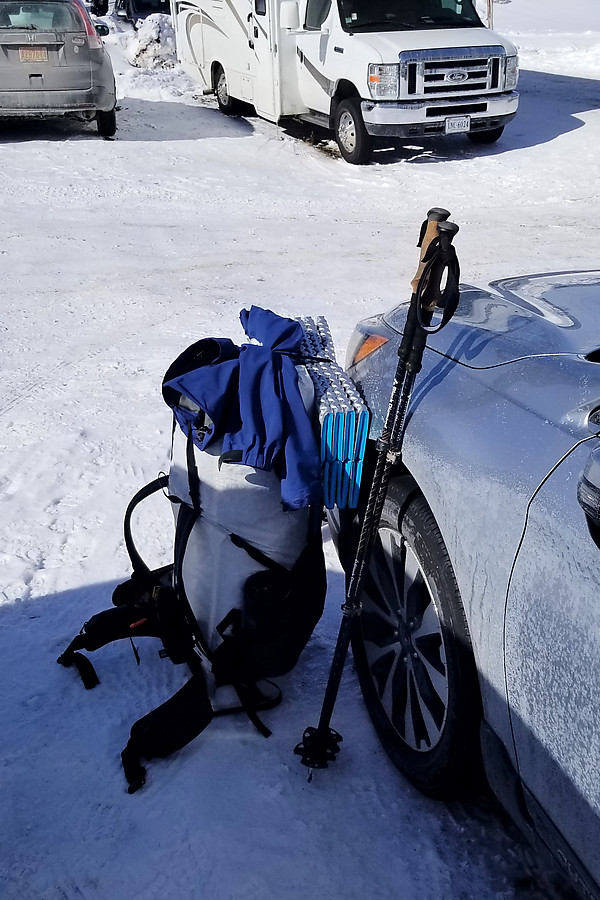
[315,364,418,735]
[295,209,459,769]
[313,278,433,738]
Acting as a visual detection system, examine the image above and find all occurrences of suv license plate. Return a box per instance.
[445,115,470,134]
[19,47,48,63]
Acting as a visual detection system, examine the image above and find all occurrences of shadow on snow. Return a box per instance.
[0,99,253,143]
[0,566,584,899]
[1,68,597,153]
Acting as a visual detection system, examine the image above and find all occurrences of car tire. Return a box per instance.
[96,108,116,137]
[467,126,504,145]
[214,65,243,116]
[351,476,483,798]
[334,98,373,164]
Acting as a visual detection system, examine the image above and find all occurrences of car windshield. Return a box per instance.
[0,0,83,30]
[337,0,483,32]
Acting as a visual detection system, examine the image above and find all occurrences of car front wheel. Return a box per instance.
[351,476,482,798]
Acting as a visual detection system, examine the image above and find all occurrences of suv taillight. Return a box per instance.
[73,0,103,49]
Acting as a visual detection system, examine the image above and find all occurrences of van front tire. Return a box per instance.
[467,125,504,145]
[334,98,372,164]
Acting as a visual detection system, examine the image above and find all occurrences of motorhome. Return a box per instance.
[170,0,519,163]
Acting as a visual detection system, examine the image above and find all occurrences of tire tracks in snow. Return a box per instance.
[0,280,231,422]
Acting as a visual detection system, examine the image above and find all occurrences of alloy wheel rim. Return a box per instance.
[217,73,229,106]
[338,110,357,153]
[362,526,449,752]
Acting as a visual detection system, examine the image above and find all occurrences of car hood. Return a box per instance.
[382,271,600,368]
[357,27,517,62]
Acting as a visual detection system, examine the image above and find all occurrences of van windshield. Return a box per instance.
[337,0,483,33]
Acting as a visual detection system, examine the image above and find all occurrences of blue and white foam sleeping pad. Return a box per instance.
[296,317,370,510]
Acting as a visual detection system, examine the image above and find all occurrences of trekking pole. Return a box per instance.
[294,209,461,771]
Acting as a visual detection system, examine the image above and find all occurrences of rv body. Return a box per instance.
[170,0,519,162]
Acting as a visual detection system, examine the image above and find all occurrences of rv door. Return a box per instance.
[295,0,334,116]
[171,0,206,84]
[248,0,278,120]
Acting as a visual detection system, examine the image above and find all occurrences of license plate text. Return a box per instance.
[19,47,48,63]
[445,115,471,134]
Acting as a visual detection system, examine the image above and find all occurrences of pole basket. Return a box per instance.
[294,726,343,769]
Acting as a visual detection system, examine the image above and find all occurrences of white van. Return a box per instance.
[170,0,519,163]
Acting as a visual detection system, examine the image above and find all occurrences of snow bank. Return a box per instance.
[125,13,177,69]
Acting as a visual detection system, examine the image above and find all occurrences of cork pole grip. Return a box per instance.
[410,207,450,296]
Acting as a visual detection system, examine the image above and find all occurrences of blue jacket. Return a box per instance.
[162,307,322,510]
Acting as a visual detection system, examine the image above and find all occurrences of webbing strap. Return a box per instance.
[123,476,169,577]
[233,684,272,738]
[229,532,288,575]
[173,502,212,659]
[57,648,100,690]
[186,426,201,513]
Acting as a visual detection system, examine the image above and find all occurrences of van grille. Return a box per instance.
[400,46,505,100]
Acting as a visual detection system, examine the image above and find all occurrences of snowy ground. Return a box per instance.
[1,1,599,898]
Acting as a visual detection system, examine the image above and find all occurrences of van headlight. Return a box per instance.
[504,55,519,90]
[368,64,399,100]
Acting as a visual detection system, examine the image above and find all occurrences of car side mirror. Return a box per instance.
[94,21,110,36]
[280,0,300,30]
[578,445,600,527]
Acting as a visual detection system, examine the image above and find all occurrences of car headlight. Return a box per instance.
[504,55,519,90]
[368,64,399,100]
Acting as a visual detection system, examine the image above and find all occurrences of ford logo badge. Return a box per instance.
[446,70,469,83]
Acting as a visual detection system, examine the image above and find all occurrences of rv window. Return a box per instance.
[305,0,331,29]
[255,0,265,14]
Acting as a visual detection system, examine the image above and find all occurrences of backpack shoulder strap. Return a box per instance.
[123,475,170,578]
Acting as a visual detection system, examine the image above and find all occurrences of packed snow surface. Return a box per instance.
[1,1,599,898]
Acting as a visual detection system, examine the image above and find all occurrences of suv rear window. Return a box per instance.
[0,1,84,31]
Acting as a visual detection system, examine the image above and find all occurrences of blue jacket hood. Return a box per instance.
[162,307,321,510]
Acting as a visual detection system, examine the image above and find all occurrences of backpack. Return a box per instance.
[58,309,328,792]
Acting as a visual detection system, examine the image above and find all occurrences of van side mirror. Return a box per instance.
[95,21,110,36]
[280,0,300,30]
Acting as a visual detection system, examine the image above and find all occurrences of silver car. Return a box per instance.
[332,270,600,899]
[0,0,116,135]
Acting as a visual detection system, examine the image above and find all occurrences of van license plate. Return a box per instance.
[19,47,48,63]
[445,115,470,134]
